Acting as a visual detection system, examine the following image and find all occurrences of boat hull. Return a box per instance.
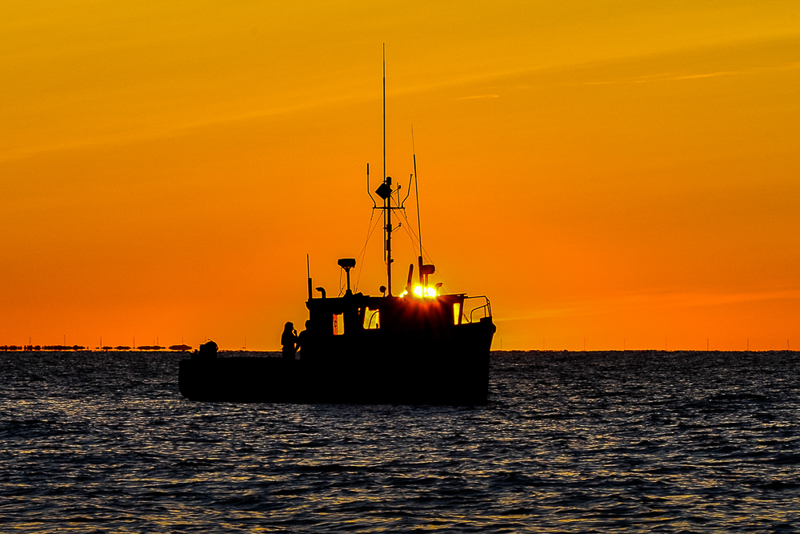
[179,319,494,405]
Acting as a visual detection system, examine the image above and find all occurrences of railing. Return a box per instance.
[464,295,492,323]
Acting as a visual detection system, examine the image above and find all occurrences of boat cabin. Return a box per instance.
[306,292,467,338]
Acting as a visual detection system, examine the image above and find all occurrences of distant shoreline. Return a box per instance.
[1,347,796,355]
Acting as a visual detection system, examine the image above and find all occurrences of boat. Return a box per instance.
[179,247,495,404]
[179,54,496,405]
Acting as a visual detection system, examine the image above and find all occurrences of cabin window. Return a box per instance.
[363,308,380,330]
[453,303,462,325]
[333,313,345,335]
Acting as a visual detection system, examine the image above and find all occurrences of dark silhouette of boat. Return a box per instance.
[179,252,496,403]
[179,52,495,405]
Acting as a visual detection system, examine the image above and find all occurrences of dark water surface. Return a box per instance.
[1,350,798,532]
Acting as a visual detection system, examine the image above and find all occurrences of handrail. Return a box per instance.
[464,295,492,323]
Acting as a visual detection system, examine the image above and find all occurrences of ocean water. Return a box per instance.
[1,350,798,532]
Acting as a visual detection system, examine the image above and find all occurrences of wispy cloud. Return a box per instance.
[457,94,500,100]
[673,71,738,80]
[495,287,800,324]
[660,288,800,308]
[570,61,800,87]
[495,307,587,323]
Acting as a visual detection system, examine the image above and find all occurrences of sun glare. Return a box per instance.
[411,285,438,298]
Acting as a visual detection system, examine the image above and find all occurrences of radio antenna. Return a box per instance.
[383,43,386,182]
[378,44,394,295]
[412,125,422,259]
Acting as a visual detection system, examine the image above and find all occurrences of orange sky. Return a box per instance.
[2,1,799,350]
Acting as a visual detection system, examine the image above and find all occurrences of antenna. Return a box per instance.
[412,125,422,259]
[383,43,391,184]
[377,44,394,295]
[409,127,435,286]
[412,126,424,285]
[385,46,392,294]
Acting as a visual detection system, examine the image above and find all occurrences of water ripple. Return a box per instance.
[1,350,798,532]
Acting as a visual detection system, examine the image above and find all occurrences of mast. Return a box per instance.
[369,45,403,296]
[382,45,393,295]
[372,175,396,296]
[385,178,393,295]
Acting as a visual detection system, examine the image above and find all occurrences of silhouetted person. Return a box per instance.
[297,320,312,358]
[281,322,297,360]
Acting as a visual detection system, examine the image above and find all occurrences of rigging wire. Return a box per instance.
[397,210,422,257]
[395,210,451,294]
[354,213,384,291]
[397,210,431,261]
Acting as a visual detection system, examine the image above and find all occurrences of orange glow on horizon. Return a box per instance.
[1,1,799,351]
